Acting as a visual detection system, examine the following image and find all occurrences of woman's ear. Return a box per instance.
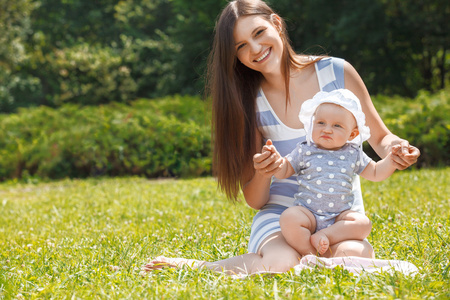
[270,14,282,32]
[349,128,360,141]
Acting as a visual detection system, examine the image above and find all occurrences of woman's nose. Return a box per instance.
[249,40,261,54]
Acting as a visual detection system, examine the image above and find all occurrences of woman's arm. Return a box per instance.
[344,62,420,169]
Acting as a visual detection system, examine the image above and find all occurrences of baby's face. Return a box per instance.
[311,103,359,150]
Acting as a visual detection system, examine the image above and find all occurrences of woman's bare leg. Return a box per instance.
[143,232,301,275]
[326,239,375,259]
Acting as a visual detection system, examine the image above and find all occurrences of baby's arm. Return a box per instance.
[273,157,295,179]
[360,152,398,182]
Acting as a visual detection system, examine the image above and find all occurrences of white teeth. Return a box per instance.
[256,48,270,62]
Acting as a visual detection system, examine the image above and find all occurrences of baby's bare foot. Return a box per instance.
[310,232,330,255]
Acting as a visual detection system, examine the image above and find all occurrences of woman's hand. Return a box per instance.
[253,139,283,178]
[390,139,420,170]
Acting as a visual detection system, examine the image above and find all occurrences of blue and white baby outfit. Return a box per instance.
[287,88,372,231]
[286,142,372,231]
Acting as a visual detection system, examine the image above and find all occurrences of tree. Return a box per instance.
[381,0,449,92]
[0,0,39,112]
[272,0,449,95]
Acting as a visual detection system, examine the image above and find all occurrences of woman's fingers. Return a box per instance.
[254,139,283,177]
[389,139,420,170]
[391,145,420,170]
[405,145,420,160]
[253,150,271,164]
[265,157,284,175]
[254,151,281,176]
[391,153,409,170]
[399,140,410,155]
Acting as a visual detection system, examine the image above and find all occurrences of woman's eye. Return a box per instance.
[255,29,265,36]
[237,43,246,51]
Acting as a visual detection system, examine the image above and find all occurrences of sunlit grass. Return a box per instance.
[0,168,448,299]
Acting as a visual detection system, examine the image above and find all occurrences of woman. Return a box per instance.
[144,0,420,275]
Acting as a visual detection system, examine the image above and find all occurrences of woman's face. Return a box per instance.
[233,15,284,76]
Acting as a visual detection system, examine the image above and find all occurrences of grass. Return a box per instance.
[0,168,449,299]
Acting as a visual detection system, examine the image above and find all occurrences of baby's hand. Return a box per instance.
[262,139,276,154]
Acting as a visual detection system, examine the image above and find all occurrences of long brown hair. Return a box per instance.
[207,0,320,201]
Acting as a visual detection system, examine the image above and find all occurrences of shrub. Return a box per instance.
[0,68,44,113]
[5,33,184,112]
[0,95,210,180]
[20,43,138,108]
[0,90,447,181]
[366,89,450,167]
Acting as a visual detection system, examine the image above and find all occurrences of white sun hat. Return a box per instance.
[300,89,371,148]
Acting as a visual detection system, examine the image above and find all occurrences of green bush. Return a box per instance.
[0,69,44,112]
[0,95,211,180]
[366,89,450,167]
[4,34,184,112]
[0,90,447,181]
[19,43,138,108]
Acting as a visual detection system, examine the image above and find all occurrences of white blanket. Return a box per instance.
[293,255,419,276]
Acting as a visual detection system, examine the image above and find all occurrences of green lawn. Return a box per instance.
[0,168,449,299]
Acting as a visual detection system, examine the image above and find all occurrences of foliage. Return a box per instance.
[1,0,448,112]
[0,89,448,181]
[0,95,211,181]
[22,42,137,107]
[276,0,449,96]
[0,0,34,66]
[367,89,450,167]
[119,32,183,99]
[0,168,448,298]
[0,0,37,112]
[28,0,119,46]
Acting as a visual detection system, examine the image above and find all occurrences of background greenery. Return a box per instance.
[1,0,449,112]
[0,89,448,181]
[0,95,211,181]
[0,168,448,298]
[1,1,448,298]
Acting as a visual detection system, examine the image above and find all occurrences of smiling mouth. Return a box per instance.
[255,48,271,62]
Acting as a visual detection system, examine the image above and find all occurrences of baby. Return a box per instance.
[267,89,399,256]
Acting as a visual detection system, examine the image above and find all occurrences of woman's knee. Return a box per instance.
[339,211,372,236]
[353,213,372,236]
[329,239,375,259]
[261,248,301,273]
[258,233,302,273]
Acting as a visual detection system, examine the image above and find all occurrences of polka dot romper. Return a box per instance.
[286,141,372,231]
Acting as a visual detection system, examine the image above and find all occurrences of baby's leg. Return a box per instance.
[315,210,372,255]
[279,206,317,256]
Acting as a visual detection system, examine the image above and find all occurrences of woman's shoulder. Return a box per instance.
[312,56,346,91]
